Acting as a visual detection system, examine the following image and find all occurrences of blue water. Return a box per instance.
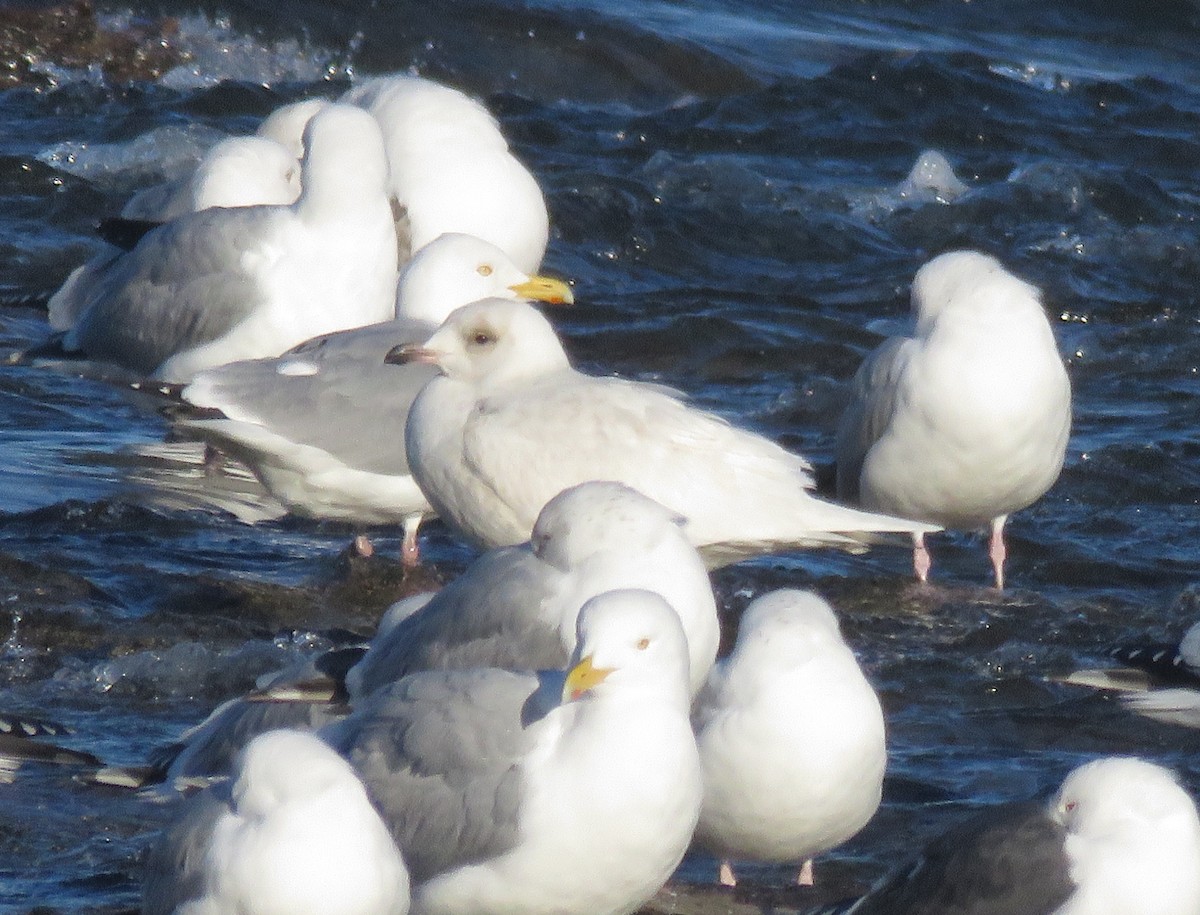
[1,0,1199,911]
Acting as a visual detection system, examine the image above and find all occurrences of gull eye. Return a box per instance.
[636,638,650,650]
[477,263,494,277]
[468,328,497,348]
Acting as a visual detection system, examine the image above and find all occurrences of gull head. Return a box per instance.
[297,103,390,210]
[911,250,1042,332]
[729,589,849,670]
[531,481,689,574]
[396,232,572,325]
[1053,756,1200,909]
[257,97,330,159]
[231,729,365,818]
[384,298,570,386]
[563,589,691,704]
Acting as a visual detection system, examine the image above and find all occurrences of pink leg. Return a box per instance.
[989,515,1008,590]
[400,514,422,568]
[718,860,737,887]
[797,858,814,886]
[352,534,375,557]
[912,531,931,582]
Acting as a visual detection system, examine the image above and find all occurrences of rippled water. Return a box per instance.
[2,1,1200,911]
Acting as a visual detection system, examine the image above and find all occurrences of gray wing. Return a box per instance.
[835,336,914,502]
[350,545,566,697]
[162,697,348,783]
[846,802,1072,915]
[324,668,543,883]
[64,207,275,375]
[141,786,229,915]
[180,318,437,475]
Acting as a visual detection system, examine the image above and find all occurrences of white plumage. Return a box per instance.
[836,250,1072,588]
[692,589,886,886]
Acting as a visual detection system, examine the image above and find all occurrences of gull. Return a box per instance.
[172,233,572,563]
[117,97,326,223]
[1060,620,1200,730]
[120,483,713,789]
[47,102,398,382]
[842,757,1200,915]
[343,75,549,272]
[692,590,886,887]
[346,480,720,698]
[836,250,1072,589]
[323,588,702,915]
[388,298,939,569]
[141,729,410,915]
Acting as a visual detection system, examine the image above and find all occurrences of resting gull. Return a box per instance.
[48,102,398,382]
[141,729,410,915]
[692,590,886,887]
[116,97,326,224]
[343,75,549,272]
[346,480,719,698]
[836,250,1072,589]
[841,757,1200,915]
[323,588,702,915]
[172,232,572,563]
[120,483,713,788]
[387,298,938,568]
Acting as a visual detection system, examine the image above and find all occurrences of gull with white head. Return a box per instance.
[843,757,1200,915]
[46,103,398,382]
[693,589,886,887]
[387,298,938,568]
[141,729,410,915]
[324,588,703,915]
[172,233,572,563]
[347,480,719,697]
[343,75,549,272]
[836,250,1072,588]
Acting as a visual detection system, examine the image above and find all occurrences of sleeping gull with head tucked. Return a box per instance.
[347,480,719,698]
[836,250,1072,589]
[692,589,886,887]
[342,75,549,272]
[842,757,1200,915]
[172,233,572,563]
[141,729,410,915]
[47,102,398,383]
[323,588,702,915]
[387,298,939,568]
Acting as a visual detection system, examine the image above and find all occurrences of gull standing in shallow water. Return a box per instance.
[387,298,938,568]
[841,757,1200,915]
[171,233,572,564]
[141,729,410,915]
[48,103,398,383]
[322,588,703,915]
[692,590,886,887]
[836,250,1072,589]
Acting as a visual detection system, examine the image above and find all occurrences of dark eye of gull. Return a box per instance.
[469,329,497,348]
[477,264,494,276]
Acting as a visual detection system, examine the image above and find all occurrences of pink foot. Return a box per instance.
[989,516,1008,590]
[912,531,931,583]
[400,515,422,568]
[718,860,737,887]
[797,859,814,887]
[352,534,375,558]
